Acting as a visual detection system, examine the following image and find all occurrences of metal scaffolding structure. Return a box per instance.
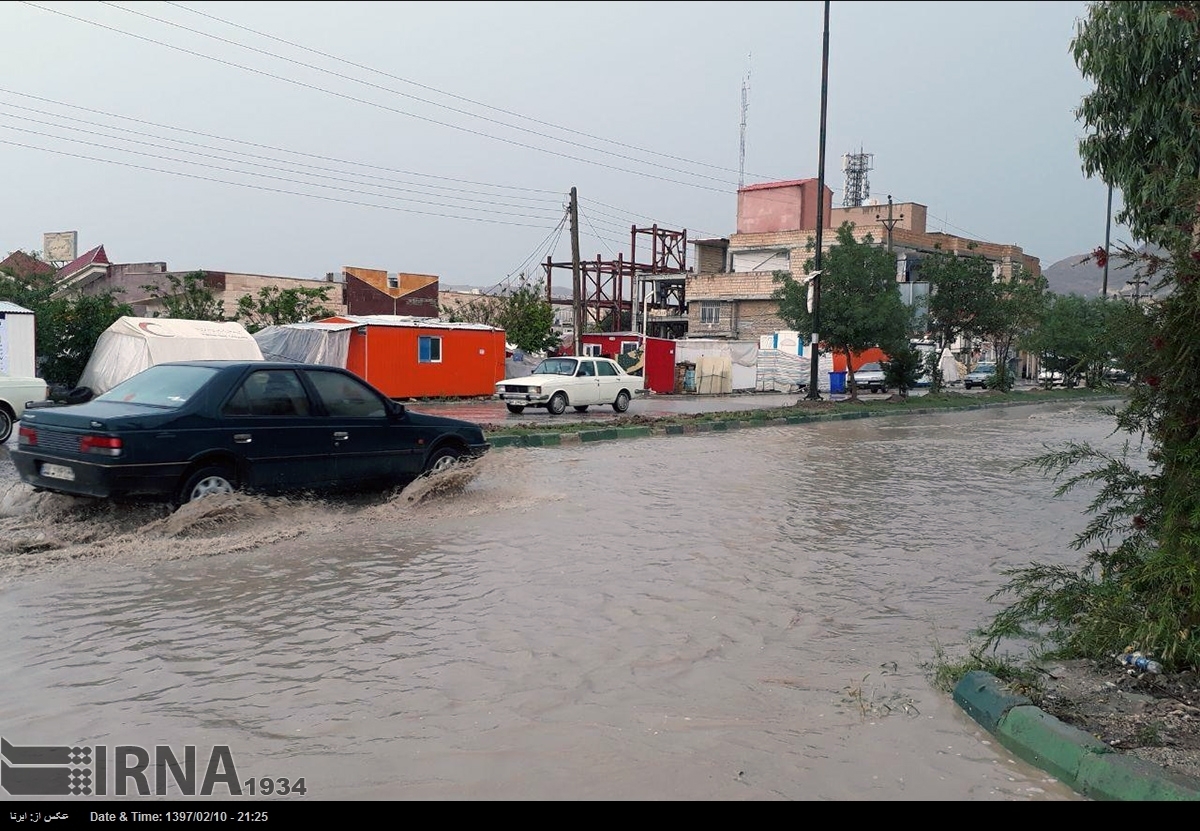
[544,225,689,338]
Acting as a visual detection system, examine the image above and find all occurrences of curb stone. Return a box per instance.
[486,396,1125,449]
[953,671,1200,801]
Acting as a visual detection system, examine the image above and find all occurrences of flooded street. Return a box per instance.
[0,401,1127,800]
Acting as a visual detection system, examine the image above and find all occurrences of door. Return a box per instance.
[595,359,624,404]
[218,369,335,490]
[303,369,420,484]
[573,359,601,405]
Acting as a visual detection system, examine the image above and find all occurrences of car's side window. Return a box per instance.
[597,361,619,377]
[225,370,311,417]
[577,361,596,377]
[305,371,387,419]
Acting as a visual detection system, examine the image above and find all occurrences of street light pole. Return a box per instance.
[1102,182,1113,298]
[806,0,830,401]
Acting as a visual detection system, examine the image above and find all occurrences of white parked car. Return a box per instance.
[853,362,888,393]
[0,372,50,443]
[495,356,645,415]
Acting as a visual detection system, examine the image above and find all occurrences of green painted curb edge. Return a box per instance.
[954,672,1200,801]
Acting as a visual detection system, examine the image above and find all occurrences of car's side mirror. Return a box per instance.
[388,400,407,420]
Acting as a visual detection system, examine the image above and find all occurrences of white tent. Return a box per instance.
[939,347,963,383]
[78,317,263,395]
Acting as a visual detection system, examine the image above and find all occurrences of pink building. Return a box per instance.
[735,179,833,235]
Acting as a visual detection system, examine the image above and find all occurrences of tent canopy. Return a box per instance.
[252,322,354,368]
[78,317,263,395]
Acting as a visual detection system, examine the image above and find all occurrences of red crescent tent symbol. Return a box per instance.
[137,321,174,337]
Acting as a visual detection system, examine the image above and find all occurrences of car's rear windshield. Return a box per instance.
[95,365,219,409]
[859,363,881,372]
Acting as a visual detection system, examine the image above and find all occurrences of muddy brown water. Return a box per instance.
[0,402,1130,800]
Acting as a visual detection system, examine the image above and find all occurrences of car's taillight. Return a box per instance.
[18,426,36,446]
[79,435,123,456]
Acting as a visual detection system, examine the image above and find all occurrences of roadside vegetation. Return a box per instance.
[940,0,1200,679]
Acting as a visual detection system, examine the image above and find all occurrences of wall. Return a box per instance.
[735,180,832,235]
[344,274,438,316]
[830,202,928,235]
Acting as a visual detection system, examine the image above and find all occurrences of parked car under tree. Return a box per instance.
[11,361,489,505]
[494,356,645,415]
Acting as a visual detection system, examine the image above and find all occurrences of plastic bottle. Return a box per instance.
[1117,651,1163,674]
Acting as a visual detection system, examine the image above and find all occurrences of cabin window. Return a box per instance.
[418,336,442,363]
[582,343,602,356]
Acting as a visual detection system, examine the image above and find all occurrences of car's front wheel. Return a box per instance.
[505,403,525,414]
[612,390,631,413]
[424,445,462,475]
[547,392,568,415]
[0,407,13,444]
[177,464,237,505]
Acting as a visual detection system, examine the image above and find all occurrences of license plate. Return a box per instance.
[41,463,76,482]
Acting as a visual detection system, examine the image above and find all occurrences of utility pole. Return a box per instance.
[806,0,830,401]
[1102,182,1113,298]
[876,194,903,254]
[569,186,582,356]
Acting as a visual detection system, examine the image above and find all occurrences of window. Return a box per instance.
[576,361,596,377]
[305,370,386,418]
[597,360,619,377]
[225,370,310,417]
[700,301,721,325]
[583,343,602,357]
[418,335,442,363]
[620,341,639,356]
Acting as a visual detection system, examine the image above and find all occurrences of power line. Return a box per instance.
[0,106,564,215]
[0,122,562,221]
[20,2,734,193]
[0,138,558,228]
[161,0,770,180]
[0,87,560,197]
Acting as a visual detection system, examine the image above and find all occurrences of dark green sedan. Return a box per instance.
[12,361,489,505]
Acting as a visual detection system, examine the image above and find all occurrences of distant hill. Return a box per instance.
[1042,245,1171,299]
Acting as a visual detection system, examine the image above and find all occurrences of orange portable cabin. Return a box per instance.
[320,315,506,399]
[831,346,889,373]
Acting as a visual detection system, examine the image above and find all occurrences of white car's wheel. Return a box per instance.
[505,403,525,414]
[612,390,631,413]
[548,392,567,415]
[0,407,13,444]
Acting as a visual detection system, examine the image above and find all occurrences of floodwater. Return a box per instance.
[0,401,1133,800]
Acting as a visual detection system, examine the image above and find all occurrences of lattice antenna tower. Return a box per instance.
[841,148,873,207]
[738,54,751,189]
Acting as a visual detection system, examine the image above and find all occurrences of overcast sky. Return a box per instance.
[1,1,1123,287]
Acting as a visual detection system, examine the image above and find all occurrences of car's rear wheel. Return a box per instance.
[424,445,462,475]
[548,392,567,415]
[505,403,525,414]
[177,464,237,505]
[612,390,631,413]
[0,406,13,444]
[573,405,589,413]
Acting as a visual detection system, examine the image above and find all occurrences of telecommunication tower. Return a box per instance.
[841,148,873,207]
[738,54,751,189]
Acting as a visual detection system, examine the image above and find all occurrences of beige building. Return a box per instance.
[686,180,1041,342]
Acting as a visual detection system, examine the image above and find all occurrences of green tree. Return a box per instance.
[141,271,225,321]
[882,342,924,400]
[235,285,334,333]
[980,267,1048,392]
[773,222,909,399]
[39,291,135,388]
[1024,292,1122,388]
[451,275,558,354]
[921,247,999,392]
[981,1,1200,670]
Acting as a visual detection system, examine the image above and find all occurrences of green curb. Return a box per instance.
[952,670,1031,734]
[578,428,619,443]
[1076,749,1200,801]
[954,672,1200,801]
[615,426,653,439]
[997,705,1112,784]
